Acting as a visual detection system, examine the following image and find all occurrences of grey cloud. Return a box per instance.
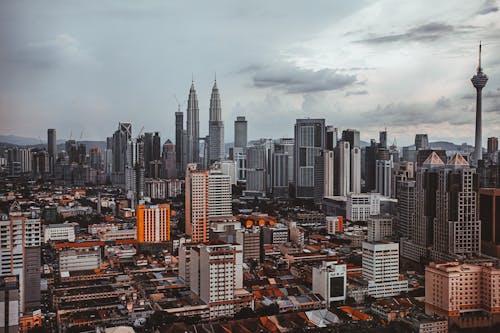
[345,90,368,97]
[356,22,459,44]
[477,0,498,15]
[462,88,500,99]
[435,96,452,108]
[251,64,357,94]
[13,34,92,69]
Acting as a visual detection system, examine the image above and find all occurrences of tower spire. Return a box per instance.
[478,41,482,73]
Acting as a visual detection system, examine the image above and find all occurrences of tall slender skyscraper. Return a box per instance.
[208,79,224,164]
[47,129,56,175]
[471,42,488,165]
[186,81,200,164]
[234,116,247,148]
[294,118,325,198]
[175,106,184,176]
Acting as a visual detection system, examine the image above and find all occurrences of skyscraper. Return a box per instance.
[335,141,350,196]
[415,134,429,150]
[376,159,393,197]
[111,122,132,186]
[272,150,290,198]
[47,128,56,175]
[186,82,200,164]
[351,147,361,193]
[208,80,225,164]
[234,116,247,148]
[342,129,360,150]
[432,153,481,258]
[471,43,488,165]
[487,137,498,154]
[294,118,325,198]
[175,106,185,176]
[162,140,176,179]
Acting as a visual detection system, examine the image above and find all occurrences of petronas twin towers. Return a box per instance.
[183,79,224,169]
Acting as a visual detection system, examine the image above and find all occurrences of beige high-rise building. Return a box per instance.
[425,262,500,318]
[185,164,232,242]
[189,242,248,319]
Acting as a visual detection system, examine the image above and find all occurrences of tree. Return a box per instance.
[235,307,256,319]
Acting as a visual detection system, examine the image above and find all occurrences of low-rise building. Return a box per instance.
[44,223,77,242]
[312,261,347,306]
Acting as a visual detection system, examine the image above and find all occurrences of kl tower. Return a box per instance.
[471,42,488,165]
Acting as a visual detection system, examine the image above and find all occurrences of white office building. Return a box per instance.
[44,223,76,242]
[346,193,381,222]
[362,241,408,298]
[312,261,347,305]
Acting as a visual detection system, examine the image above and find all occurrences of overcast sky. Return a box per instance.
[1,0,500,146]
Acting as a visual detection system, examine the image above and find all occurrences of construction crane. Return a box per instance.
[137,126,144,139]
[173,94,185,111]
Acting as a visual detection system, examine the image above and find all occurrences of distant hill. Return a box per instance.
[0,135,44,146]
[0,136,107,153]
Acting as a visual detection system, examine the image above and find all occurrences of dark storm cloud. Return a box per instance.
[345,90,368,97]
[356,22,458,44]
[251,64,357,94]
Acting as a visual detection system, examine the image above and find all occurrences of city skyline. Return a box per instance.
[1,1,500,146]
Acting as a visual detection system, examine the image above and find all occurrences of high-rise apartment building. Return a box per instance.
[189,242,244,319]
[136,204,171,243]
[208,80,225,164]
[186,82,200,164]
[362,241,408,298]
[234,116,247,149]
[0,203,41,314]
[185,164,232,242]
[294,119,325,198]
